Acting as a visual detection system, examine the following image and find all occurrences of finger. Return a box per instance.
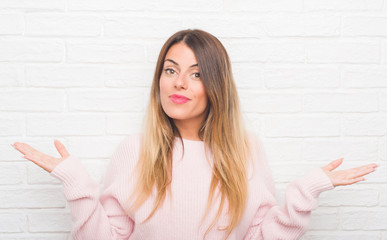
[341,176,365,186]
[344,164,378,178]
[352,163,378,171]
[12,142,37,156]
[53,139,69,159]
[322,158,344,172]
[13,142,53,164]
[23,154,52,172]
[348,167,377,179]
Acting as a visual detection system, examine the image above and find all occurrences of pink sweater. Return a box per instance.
[50,134,334,240]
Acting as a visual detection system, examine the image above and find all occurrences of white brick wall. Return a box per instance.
[0,0,386,238]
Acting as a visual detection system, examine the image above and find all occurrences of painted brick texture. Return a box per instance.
[1,0,386,239]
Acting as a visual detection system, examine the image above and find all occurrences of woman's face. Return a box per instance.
[159,42,208,127]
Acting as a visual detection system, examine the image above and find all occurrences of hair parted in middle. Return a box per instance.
[129,29,252,239]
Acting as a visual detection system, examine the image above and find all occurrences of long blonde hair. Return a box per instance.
[129,29,251,239]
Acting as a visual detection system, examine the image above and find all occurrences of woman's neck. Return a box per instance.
[173,119,202,141]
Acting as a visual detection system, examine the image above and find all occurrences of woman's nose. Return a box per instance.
[174,74,187,89]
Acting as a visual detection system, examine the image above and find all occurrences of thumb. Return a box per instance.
[54,139,70,159]
[322,158,344,172]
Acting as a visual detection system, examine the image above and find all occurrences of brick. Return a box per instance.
[67,40,146,63]
[263,139,302,163]
[105,64,154,88]
[306,42,380,63]
[0,114,24,137]
[224,0,303,12]
[309,208,339,230]
[343,114,387,136]
[1,138,32,161]
[303,92,378,112]
[380,185,387,206]
[28,210,71,232]
[242,113,262,134]
[148,0,222,11]
[384,41,387,64]
[233,64,264,89]
[0,0,65,10]
[0,90,64,112]
[342,66,387,88]
[0,234,68,240]
[343,17,387,36]
[264,14,340,37]
[364,164,387,183]
[0,39,64,62]
[0,187,65,208]
[264,115,340,137]
[381,140,387,161]
[0,14,23,35]
[304,0,383,11]
[380,92,387,112]
[145,40,170,63]
[227,41,305,63]
[26,114,105,136]
[264,66,339,89]
[106,113,144,135]
[27,164,60,184]
[303,232,380,240]
[303,139,378,162]
[0,212,26,232]
[68,89,145,112]
[0,163,25,185]
[319,188,378,206]
[342,208,387,230]
[25,65,105,88]
[68,0,145,11]
[239,91,302,113]
[270,163,316,182]
[67,136,125,158]
[25,14,101,37]
[182,15,264,38]
[104,16,183,38]
[0,65,23,87]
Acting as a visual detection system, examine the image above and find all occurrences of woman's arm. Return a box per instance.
[12,138,134,240]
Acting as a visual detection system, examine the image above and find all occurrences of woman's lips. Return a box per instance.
[170,94,190,104]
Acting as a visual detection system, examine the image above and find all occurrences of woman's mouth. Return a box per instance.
[170,94,190,104]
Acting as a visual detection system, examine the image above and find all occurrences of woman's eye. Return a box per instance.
[193,72,200,78]
[165,68,176,74]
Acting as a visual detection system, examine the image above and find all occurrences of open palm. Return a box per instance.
[321,158,378,187]
[11,140,69,173]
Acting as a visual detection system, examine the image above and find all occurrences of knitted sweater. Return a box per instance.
[50,134,334,240]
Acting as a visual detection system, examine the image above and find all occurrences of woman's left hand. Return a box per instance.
[321,158,378,187]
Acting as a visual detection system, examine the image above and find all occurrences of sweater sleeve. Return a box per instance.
[50,137,135,240]
[243,135,334,240]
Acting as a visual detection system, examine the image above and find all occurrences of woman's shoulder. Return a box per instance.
[119,133,142,147]
[245,131,265,150]
[245,131,269,170]
[109,134,143,171]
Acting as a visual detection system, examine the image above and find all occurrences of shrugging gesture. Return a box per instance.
[11,139,69,173]
[322,158,378,186]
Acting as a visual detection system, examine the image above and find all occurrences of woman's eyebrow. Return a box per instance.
[164,59,198,68]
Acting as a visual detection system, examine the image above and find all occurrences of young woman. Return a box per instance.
[12,29,377,240]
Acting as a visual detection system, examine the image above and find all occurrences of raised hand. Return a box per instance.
[11,140,70,173]
[321,158,378,187]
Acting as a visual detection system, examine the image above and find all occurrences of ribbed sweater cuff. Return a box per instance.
[50,155,98,200]
[300,167,334,198]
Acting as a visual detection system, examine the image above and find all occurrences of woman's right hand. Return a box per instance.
[11,139,70,173]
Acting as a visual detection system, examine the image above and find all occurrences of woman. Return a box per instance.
[11,29,377,240]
